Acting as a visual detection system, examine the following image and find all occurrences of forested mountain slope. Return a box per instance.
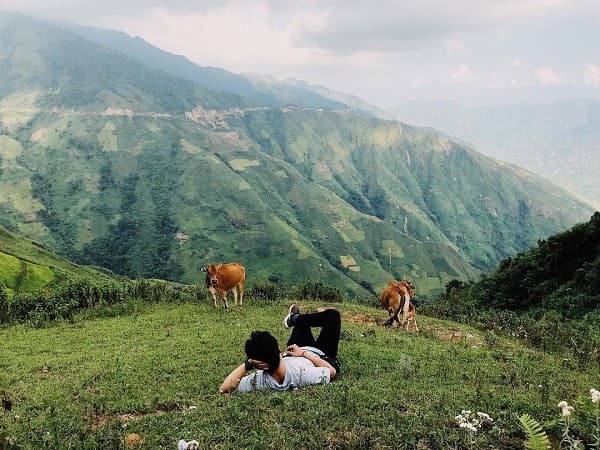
[438,212,600,315]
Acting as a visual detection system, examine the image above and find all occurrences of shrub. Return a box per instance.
[291,280,343,302]
[248,280,286,302]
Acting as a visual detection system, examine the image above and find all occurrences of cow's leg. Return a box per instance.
[220,289,229,309]
[413,318,419,332]
[384,307,394,326]
[390,295,403,326]
[399,293,410,327]
[238,282,245,307]
[208,286,217,308]
[232,287,239,307]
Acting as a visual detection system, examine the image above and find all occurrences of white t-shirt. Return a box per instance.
[237,347,331,392]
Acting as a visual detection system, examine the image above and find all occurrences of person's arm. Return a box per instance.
[285,344,336,379]
[219,362,249,394]
[219,359,268,393]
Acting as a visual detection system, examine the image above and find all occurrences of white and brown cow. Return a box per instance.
[200,262,246,309]
[380,279,418,331]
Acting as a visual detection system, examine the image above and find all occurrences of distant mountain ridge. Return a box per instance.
[392,99,600,207]
[59,21,393,118]
[0,12,594,297]
[59,22,350,111]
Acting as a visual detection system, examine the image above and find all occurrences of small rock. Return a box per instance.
[124,433,142,447]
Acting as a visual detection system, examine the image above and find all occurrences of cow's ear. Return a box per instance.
[200,265,208,272]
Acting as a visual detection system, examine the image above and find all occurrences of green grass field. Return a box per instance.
[1,300,599,449]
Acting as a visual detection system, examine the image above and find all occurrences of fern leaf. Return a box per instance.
[519,414,550,450]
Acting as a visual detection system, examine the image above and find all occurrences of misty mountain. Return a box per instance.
[392,99,600,207]
[250,75,392,119]
[0,12,593,297]
[59,21,349,111]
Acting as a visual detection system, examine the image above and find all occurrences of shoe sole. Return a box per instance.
[283,304,299,328]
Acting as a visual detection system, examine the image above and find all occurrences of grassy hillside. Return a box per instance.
[0,13,593,298]
[0,225,116,296]
[1,301,599,449]
[426,213,600,365]
[433,212,600,314]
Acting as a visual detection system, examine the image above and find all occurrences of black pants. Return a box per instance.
[287,309,341,371]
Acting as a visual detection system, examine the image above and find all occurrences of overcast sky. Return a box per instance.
[1,0,600,108]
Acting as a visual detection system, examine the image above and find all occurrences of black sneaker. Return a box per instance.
[283,304,301,328]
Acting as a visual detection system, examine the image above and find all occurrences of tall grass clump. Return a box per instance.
[247,279,287,302]
[292,280,344,302]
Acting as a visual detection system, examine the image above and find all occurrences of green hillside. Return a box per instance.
[1,301,599,449]
[0,225,116,296]
[433,212,600,314]
[427,213,600,365]
[0,13,594,298]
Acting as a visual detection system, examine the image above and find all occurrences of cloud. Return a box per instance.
[443,38,467,56]
[450,65,473,84]
[291,0,578,54]
[583,63,600,87]
[0,0,226,22]
[100,5,318,71]
[2,0,600,106]
[412,76,428,89]
[535,67,563,85]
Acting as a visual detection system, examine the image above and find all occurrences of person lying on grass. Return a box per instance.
[219,305,341,393]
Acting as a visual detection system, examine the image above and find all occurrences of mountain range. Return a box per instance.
[0,12,594,297]
[392,99,600,208]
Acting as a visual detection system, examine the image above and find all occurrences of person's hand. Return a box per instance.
[248,359,270,370]
[285,344,304,357]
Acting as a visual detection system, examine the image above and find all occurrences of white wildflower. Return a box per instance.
[455,409,492,433]
[591,388,600,403]
[558,401,574,417]
[477,412,493,422]
[459,422,478,432]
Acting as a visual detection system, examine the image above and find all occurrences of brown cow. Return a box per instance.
[380,279,417,330]
[200,262,246,309]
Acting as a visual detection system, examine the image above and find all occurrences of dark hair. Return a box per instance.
[245,331,281,374]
